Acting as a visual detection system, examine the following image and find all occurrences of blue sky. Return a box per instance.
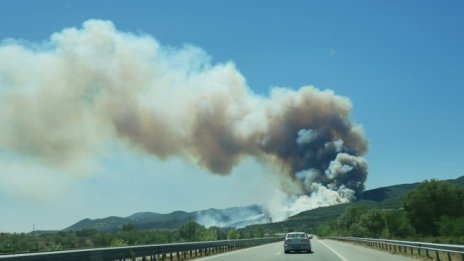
[0,1,463,232]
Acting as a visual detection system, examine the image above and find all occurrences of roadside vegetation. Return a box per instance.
[0,221,267,255]
[317,179,464,244]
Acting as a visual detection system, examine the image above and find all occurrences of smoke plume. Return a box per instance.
[0,20,368,220]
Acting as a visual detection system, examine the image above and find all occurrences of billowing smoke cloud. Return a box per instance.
[0,20,368,221]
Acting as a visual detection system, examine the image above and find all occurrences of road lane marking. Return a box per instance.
[275,251,281,255]
[318,240,350,261]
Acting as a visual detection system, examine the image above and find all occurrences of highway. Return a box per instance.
[195,238,417,261]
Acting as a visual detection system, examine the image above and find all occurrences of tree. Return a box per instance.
[122,223,135,232]
[437,216,464,237]
[383,210,415,238]
[199,227,218,241]
[358,209,385,237]
[336,207,367,234]
[349,223,369,237]
[179,221,205,242]
[227,229,240,239]
[252,226,265,238]
[403,180,464,235]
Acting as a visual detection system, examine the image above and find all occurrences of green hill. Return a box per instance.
[243,176,464,234]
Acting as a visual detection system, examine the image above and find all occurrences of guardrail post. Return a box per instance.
[436,250,440,261]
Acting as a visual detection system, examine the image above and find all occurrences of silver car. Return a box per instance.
[284,232,312,253]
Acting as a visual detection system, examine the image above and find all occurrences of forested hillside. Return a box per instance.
[241,176,464,236]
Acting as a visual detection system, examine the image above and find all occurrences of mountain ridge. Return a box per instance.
[65,176,464,232]
[64,204,267,231]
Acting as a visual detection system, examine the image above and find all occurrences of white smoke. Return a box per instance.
[296,129,320,145]
[195,205,270,228]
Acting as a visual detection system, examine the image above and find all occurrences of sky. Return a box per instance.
[0,0,463,233]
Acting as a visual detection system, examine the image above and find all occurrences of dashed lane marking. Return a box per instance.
[317,239,350,261]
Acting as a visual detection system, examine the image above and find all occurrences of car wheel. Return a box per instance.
[284,250,289,254]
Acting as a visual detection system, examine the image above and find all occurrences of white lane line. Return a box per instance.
[275,251,281,255]
[318,239,350,261]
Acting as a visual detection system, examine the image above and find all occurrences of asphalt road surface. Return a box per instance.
[195,238,417,261]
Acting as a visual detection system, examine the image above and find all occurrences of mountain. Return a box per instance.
[128,212,162,222]
[65,176,464,233]
[66,216,130,231]
[65,205,268,232]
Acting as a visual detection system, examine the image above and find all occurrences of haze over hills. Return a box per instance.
[65,205,269,232]
[64,176,464,233]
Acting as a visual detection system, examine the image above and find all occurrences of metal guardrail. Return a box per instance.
[0,237,283,261]
[330,237,464,261]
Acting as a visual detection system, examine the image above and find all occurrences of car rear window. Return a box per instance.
[287,233,307,238]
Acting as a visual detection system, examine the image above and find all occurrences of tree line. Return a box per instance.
[317,179,464,243]
[0,221,266,254]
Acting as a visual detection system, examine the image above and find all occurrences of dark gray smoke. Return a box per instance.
[0,20,368,220]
